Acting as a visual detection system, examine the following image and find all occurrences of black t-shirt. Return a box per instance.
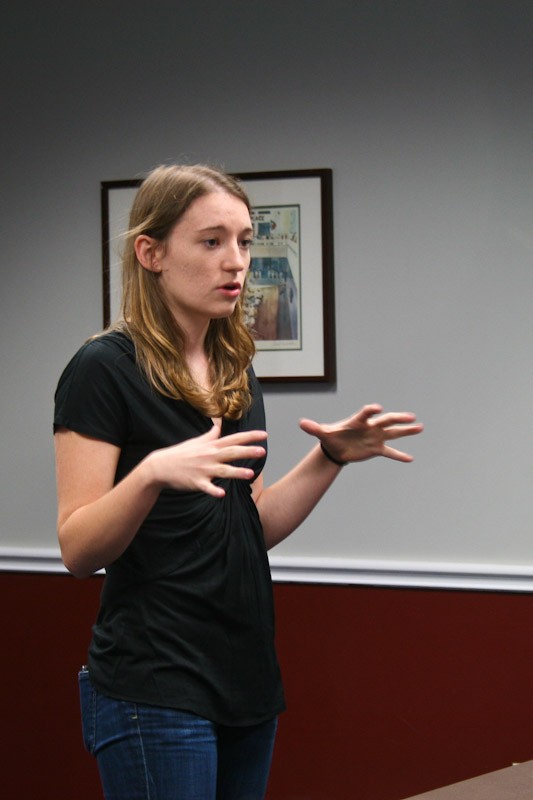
[54,331,285,725]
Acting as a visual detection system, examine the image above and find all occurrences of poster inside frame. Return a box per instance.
[101,168,335,383]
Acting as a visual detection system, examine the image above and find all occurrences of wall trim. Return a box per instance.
[268,555,533,592]
[2,547,533,592]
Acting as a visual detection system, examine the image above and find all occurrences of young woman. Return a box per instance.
[54,164,423,800]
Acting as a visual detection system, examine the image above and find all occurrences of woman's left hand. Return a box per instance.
[299,404,424,464]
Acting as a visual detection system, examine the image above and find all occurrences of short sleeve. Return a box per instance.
[54,338,131,446]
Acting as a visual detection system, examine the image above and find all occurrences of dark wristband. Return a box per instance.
[320,442,347,467]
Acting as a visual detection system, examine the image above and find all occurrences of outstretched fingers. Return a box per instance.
[153,427,268,497]
[382,444,416,463]
[370,410,418,427]
[373,411,423,434]
[380,421,424,440]
[299,405,423,464]
[212,429,268,464]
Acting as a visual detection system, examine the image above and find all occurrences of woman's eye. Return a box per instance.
[241,239,254,249]
[205,238,218,248]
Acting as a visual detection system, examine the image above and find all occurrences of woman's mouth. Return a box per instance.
[218,282,241,298]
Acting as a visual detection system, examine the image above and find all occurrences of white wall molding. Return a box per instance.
[268,555,533,592]
[0,547,67,574]
[2,547,533,592]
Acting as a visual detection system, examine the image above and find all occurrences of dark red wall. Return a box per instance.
[2,573,533,800]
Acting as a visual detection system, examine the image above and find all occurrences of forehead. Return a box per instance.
[181,191,252,229]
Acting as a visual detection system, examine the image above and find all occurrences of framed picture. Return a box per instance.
[101,168,335,383]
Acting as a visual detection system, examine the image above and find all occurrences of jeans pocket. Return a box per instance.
[78,667,96,755]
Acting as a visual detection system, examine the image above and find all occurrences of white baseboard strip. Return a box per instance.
[2,547,533,592]
[268,556,533,592]
[0,547,69,574]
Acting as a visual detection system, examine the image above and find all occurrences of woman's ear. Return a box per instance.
[134,235,162,273]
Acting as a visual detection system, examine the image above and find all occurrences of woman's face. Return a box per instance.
[148,191,253,334]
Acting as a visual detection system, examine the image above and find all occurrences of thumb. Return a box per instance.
[299,418,323,438]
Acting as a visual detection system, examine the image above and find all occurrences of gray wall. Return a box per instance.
[2,1,532,569]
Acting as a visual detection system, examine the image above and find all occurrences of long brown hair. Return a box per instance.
[112,164,256,420]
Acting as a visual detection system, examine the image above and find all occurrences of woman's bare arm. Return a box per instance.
[55,425,267,578]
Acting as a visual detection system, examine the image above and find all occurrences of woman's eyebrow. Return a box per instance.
[197,224,254,235]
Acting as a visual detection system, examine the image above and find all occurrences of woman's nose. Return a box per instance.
[222,241,249,271]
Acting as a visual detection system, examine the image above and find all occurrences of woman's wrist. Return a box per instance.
[320,442,348,468]
[140,450,169,492]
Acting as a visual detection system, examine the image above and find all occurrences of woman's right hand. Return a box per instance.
[146,425,268,498]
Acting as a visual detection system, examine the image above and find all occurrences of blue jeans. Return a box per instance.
[79,668,277,800]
